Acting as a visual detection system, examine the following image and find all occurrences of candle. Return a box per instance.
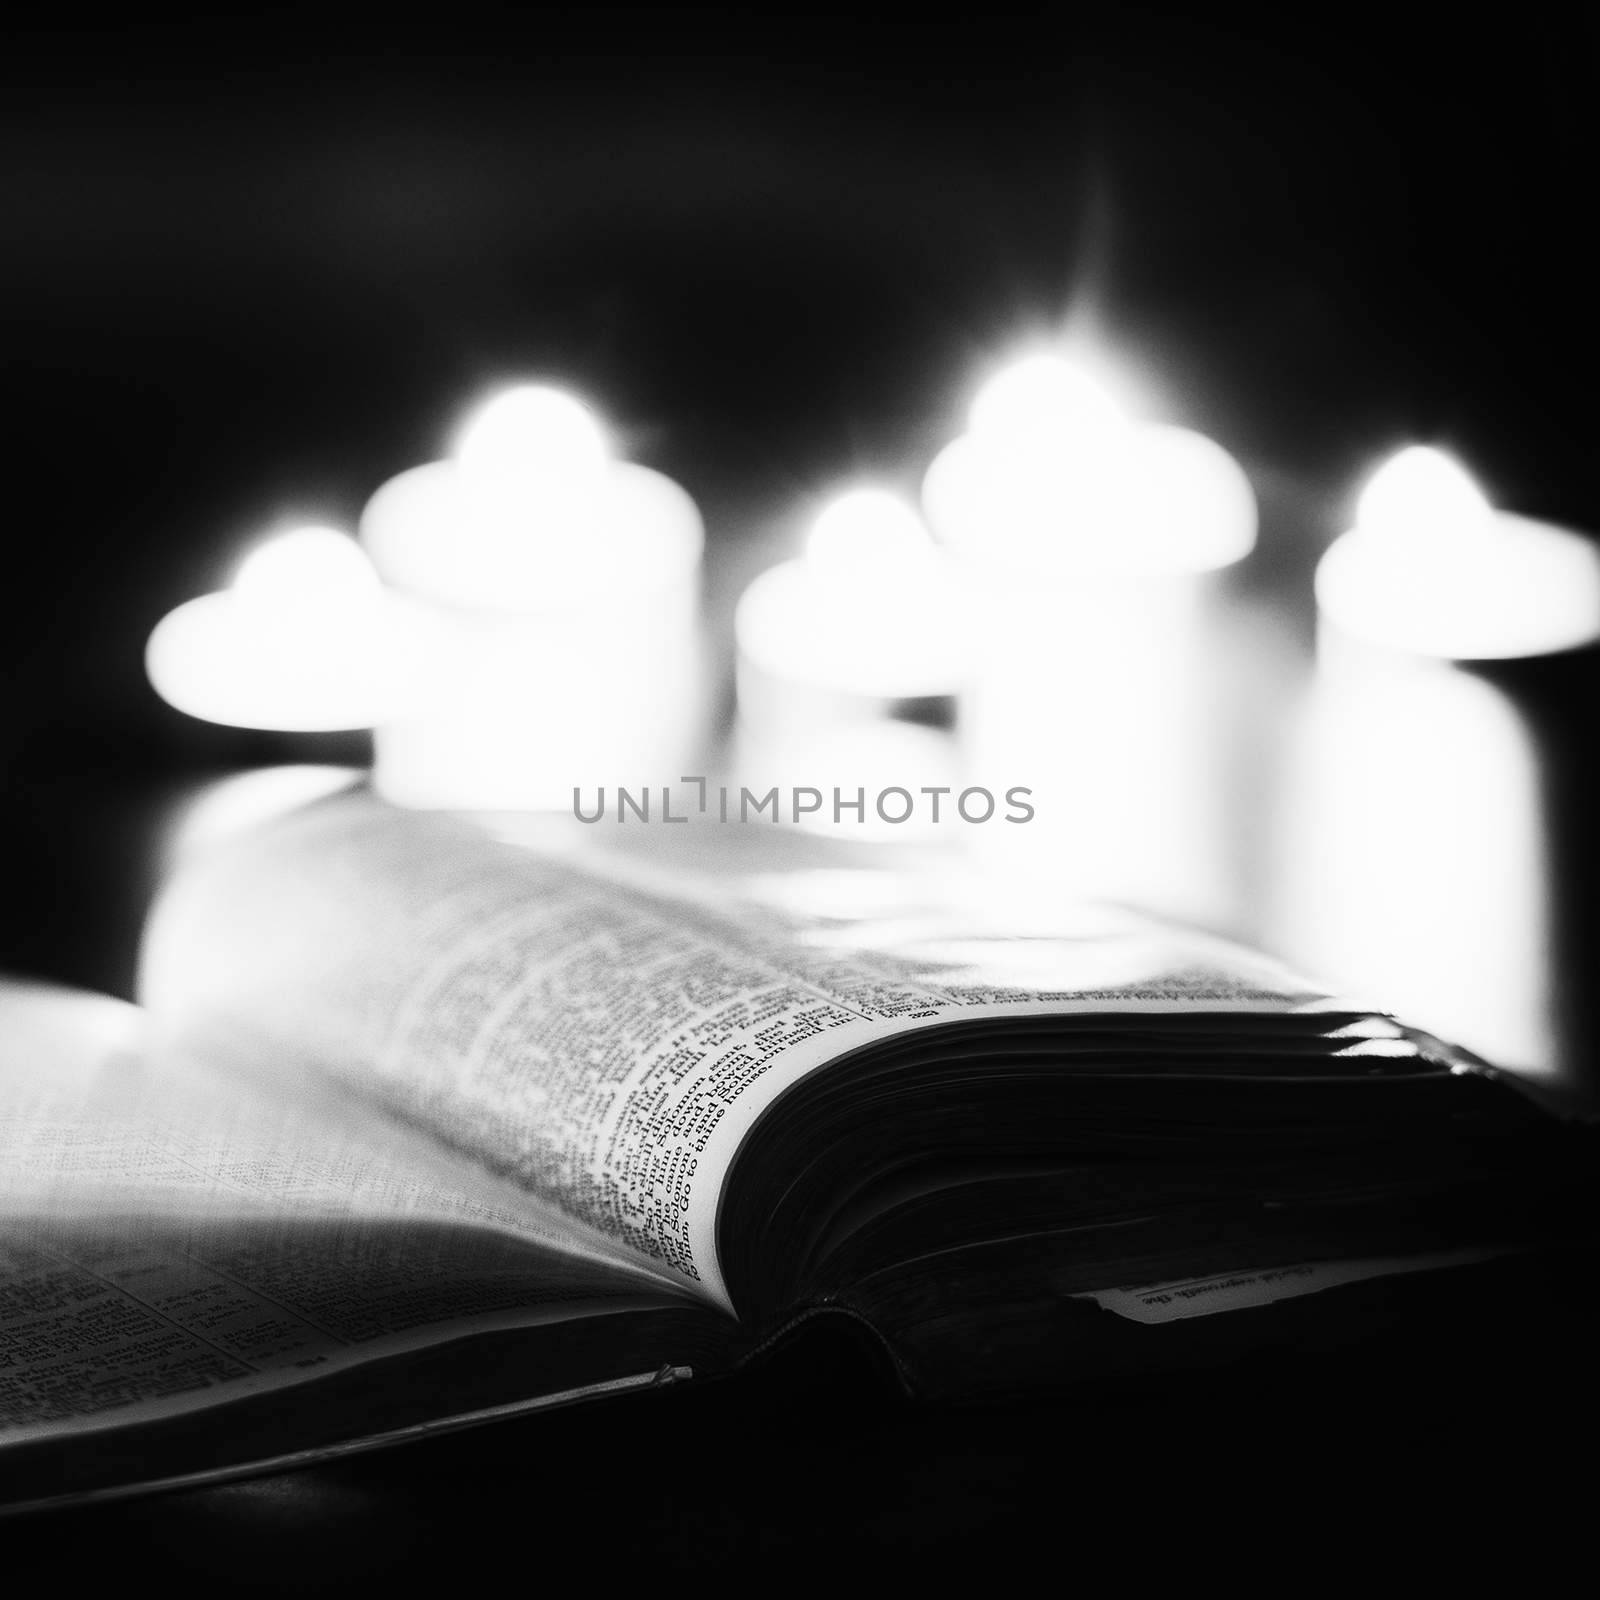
[1277,445,1600,1089]
[358,384,706,811]
[921,350,1257,926]
[732,487,970,840]
[1317,446,1600,659]
[145,526,408,731]
[737,486,968,708]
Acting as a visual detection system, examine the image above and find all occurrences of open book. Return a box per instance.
[0,790,1580,1511]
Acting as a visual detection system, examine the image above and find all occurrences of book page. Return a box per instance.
[0,981,691,1445]
[141,795,1357,1311]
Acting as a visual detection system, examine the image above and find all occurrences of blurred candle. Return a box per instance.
[359,384,705,811]
[922,350,1257,925]
[1278,446,1600,1091]
[733,487,970,839]
[146,526,408,731]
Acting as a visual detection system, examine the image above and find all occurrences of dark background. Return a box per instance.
[3,4,1598,996]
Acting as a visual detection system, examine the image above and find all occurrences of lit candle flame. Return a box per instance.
[1355,445,1494,542]
[924,349,1253,576]
[969,352,1125,443]
[804,487,932,579]
[1318,445,1600,659]
[146,525,405,731]
[454,385,609,487]
[233,525,384,611]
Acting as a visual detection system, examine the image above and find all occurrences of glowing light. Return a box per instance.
[737,484,966,704]
[1354,445,1492,541]
[454,385,609,486]
[922,345,1258,928]
[727,717,963,844]
[233,525,383,611]
[146,526,410,732]
[1318,446,1600,659]
[445,386,614,591]
[957,572,1236,927]
[357,385,706,810]
[1280,627,1556,1077]
[804,488,933,579]
[923,352,1255,578]
[360,383,699,613]
[969,352,1125,442]
[1280,445,1600,1084]
[734,488,967,838]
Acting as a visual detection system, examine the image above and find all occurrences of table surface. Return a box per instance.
[7,1271,1599,1582]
